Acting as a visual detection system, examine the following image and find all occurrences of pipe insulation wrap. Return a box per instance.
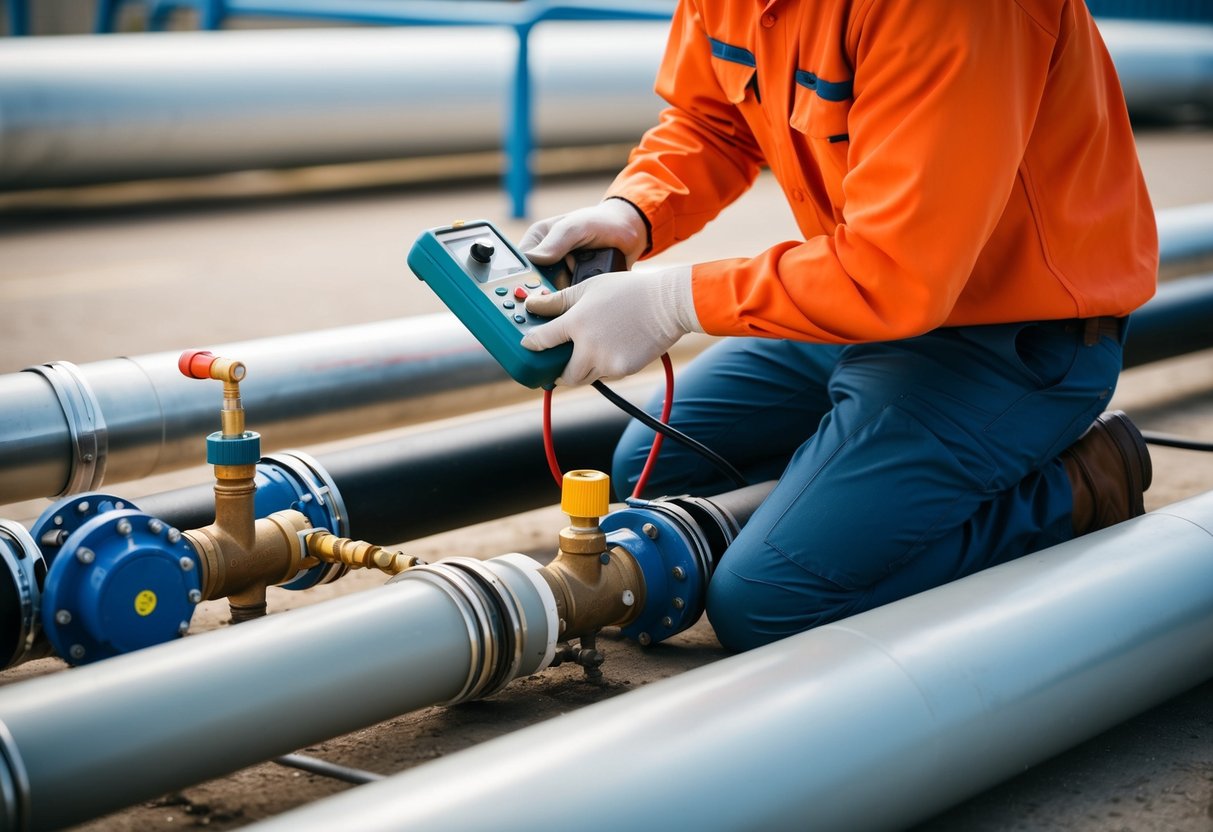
[0,21,1209,190]
[0,23,667,189]
[247,491,1213,832]
[0,553,557,830]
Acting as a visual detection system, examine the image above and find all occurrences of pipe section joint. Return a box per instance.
[22,362,108,497]
[390,554,557,703]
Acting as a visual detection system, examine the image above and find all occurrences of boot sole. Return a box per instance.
[1095,410,1152,517]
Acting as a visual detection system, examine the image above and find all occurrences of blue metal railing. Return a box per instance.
[3,0,29,35]
[1085,0,1213,21]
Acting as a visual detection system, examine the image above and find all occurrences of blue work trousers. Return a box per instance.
[613,320,1125,651]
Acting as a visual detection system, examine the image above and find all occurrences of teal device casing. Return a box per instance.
[408,220,573,389]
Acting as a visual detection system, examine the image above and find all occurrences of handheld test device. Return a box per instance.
[407,220,624,389]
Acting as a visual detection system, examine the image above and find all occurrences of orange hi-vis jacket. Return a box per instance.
[606,0,1158,343]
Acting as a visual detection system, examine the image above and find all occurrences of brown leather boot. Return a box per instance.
[1060,410,1152,535]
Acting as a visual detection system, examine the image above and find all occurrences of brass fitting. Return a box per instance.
[538,471,646,640]
[179,350,314,623]
[179,350,248,438]
[186,509,311,608]
[306,531,424,576]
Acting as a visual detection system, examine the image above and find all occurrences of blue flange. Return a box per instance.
[600,499,715,647]
[41,509,201,666]
[258,451,349,591]
[0,519,51,669]
[29,492,140,567]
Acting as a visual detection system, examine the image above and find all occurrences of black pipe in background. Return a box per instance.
[138,273,1212,544]
[1122,273,1213,369]
[139,396,629,544]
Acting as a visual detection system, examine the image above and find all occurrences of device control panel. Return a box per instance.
[408,220,574,389]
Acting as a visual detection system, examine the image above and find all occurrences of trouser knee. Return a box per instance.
[705,558,858,653]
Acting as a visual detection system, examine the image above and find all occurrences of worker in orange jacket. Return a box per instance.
[521,0,1157,650]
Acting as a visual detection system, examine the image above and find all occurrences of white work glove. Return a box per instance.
[520,266,700,386]
[520,198,649,268]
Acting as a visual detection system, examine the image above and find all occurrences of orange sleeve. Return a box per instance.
[604,1,766,257]
[693,2,1058,342]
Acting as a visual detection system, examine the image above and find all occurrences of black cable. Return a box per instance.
[592,380,748,488]
[1141,431,1213,452]
[274,753,385,785]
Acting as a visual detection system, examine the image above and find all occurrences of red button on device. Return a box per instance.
[513,287,529,300]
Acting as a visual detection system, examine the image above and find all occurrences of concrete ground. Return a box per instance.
[0,127,1211,830]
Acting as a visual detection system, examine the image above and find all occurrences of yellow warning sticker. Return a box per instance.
[134,590,157,617]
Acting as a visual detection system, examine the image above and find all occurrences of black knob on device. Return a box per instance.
[470,239,496,263]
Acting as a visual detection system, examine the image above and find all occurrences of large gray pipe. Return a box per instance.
[4,262,1211,507]
[0,23,666,190]
[1157,201,1213,267]
[0,316,520,504]
[0,21,1207,190]
[247,489,1213,832]
[1099,20,1213,122]
[0,553,557,831]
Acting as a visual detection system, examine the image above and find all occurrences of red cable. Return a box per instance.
[631,352,674,500]
[541,353,676,496]
[542,387,563,488]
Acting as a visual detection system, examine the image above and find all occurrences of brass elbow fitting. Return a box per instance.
[538,471,646,640]
[179,350,315,622]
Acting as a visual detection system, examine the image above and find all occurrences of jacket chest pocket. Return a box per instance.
[707,40,767,145]
[790,73,853,211]
[710,55,759,106]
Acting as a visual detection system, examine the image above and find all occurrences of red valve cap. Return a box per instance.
[178,350,216,379]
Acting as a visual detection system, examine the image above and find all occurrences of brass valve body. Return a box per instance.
[185,508,311,602]
[539,528,646,640]
[538,468,644,639]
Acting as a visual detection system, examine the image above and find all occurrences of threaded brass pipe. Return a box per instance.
[306,531,424,576]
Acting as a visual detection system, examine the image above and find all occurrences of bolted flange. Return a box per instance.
[42,508,202,664]
[259,451,350,591]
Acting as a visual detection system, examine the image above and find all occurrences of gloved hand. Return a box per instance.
[520,266,700,386]
[520,198,649,268]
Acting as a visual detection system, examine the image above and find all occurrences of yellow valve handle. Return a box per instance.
[561,470,610,520]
